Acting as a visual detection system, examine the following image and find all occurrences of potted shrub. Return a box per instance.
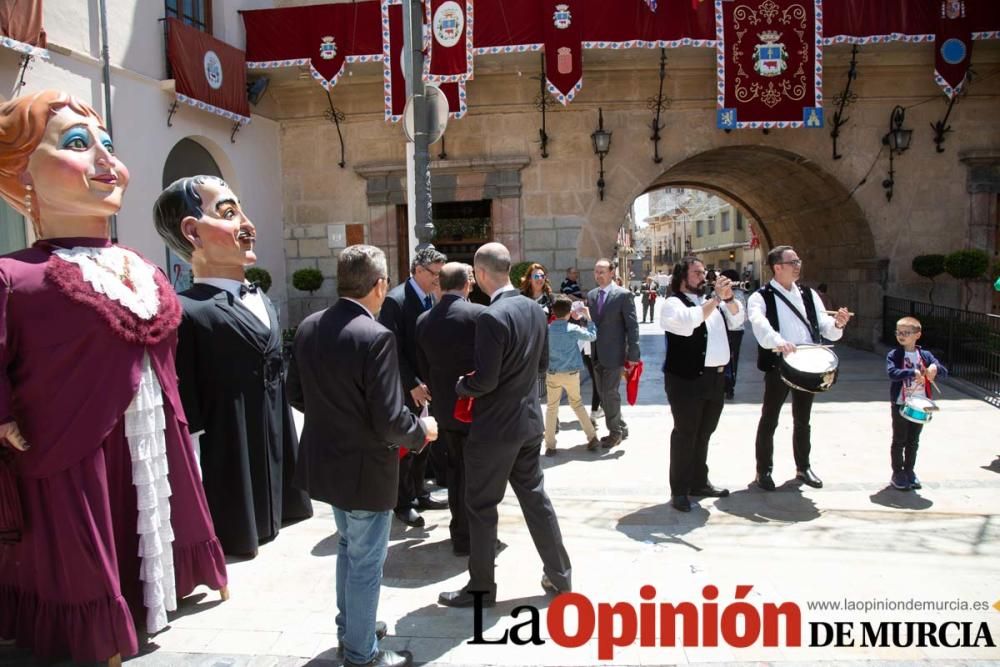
[944,249,989,310]
[292,267,324,295]
[509,261,534,289]
[911,254,945,305]
[244,266,272,293]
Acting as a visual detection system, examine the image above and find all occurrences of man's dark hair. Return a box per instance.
[767,245,794,269]
[817,283,828,292]
[551,294,573,318]
[439,262,471,292]
[153,175,228,262]
[670,256,703,293]
[338,245,387,298]
[410,247,447,275]
[720,269,739,281]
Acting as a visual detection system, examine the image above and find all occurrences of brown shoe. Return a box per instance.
[586,437,600,451]
[600,432,623,449]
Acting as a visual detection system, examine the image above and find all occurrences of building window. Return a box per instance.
[736,211,744,230]
[708,217,715,235]
[165,0,211,32]
[721,211,730,232]
[696,220,704,237]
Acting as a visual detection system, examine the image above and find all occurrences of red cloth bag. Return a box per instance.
[626,360,644,406]
[0,449,23,544]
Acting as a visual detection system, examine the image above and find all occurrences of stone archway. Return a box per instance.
[646,145,884,347]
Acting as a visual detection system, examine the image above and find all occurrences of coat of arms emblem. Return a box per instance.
[319,36,337,61]
[203,50,223,90]
[433,1,464,48]
[553,4,572,30]
[944,0,965,20]
[753,31,787,78]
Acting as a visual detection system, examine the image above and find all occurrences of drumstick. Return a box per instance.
[823,309,855,317]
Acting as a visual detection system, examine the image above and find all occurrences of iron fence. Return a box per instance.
[883,296,1000,402]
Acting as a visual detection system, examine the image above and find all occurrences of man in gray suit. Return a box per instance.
[587,258,640,448]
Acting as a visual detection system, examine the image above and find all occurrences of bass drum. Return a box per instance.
[778,344,839,393]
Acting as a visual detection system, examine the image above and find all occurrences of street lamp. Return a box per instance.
[881,105,912,202]
[591,108,612,201]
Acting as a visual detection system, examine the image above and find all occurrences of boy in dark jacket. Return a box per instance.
[886,316,947,491]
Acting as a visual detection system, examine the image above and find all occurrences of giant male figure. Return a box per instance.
[154,175,313,557]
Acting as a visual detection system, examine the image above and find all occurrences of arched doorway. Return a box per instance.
[643,146,882,347]
[161,138,224,291]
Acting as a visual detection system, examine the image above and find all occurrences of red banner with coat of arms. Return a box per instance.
[935,0,972,98]
[544,0,584,104]
[167,18,250,124]
[715,0,823,129]
[426,0,474,83]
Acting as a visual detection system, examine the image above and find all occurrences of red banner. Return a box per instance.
[715,0,823,129]
[935,1,972,98]
[426,0,474,83]
[167,18,250,124]
[383,0,466,122]
[0,0,47,57]
[241,3,382,90]
[544,0,584,104]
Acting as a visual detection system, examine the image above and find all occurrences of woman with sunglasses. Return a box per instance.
[519,263,555,320]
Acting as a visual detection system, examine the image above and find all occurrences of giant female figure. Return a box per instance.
[0,90,227,664]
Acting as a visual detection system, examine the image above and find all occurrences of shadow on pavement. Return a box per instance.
[541,443,625,469]
[714,484,821,523]
[982,455,1000,474]
[615,501,710,551]
[868,486,934,510]
[382,539,469,587]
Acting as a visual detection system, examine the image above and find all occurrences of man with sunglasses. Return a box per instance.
[747,245,852,491]
[379,247,448,527]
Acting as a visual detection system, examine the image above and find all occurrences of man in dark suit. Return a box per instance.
[153,175,313,559]
[416,262,485,556]
[287,245,437,667]
[379,247,448,528]
[587,258,641,448]
[438,243,572,608]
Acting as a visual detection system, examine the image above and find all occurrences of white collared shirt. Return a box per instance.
[747,279,842,349]
[408,276,433,308]
[194,277,270,329]
[660,291,745,367]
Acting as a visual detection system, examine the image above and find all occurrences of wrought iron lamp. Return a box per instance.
[881,105,912,202]
[591,108,612,201]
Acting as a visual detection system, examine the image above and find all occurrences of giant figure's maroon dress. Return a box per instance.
[0,238,227,663]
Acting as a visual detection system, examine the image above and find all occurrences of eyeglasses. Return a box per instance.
[777,259,803,267]
[421,266,441,277]
[532,273,546,279]
[894,329,919,336]
[690,269,707,276]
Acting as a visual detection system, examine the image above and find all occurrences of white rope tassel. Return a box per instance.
[126,354,176,634]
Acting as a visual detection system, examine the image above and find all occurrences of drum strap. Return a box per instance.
[770,288,820,343]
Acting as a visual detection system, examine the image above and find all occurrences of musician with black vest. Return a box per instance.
[747,245,852,491]
[661,256,745,513]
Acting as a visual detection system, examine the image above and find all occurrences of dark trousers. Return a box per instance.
[665,370,726,496]
[396,446,430,512]
[463,436,572,595]
[426,438,448,487]
[439,429,470,549]
[724,330,744,394]
[755,368,815,474]
[582,351,601,412]
[594,362,626,435]
[641,300,654,322]
[890,406,923,473]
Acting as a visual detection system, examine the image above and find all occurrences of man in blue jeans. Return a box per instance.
[288,245,438,667]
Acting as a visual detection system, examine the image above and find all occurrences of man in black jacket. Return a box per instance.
[379,247,448,527]
[288,245,437,667]
[153,175,313,558]
[416,262,485,556]
[438,243,572,608]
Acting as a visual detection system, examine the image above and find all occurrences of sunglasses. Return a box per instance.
[894,329,919,336]
[532,273,546,279]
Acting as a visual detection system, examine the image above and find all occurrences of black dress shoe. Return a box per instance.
[415,495,448,510]
[755,473,776,491]
[541,574,570,594]
[338,622,388,659]
[671,495,691,512]
[690,484,730,498]
[600,432,623,449]
[438,588,496,608]
[394,508,425,528]
[796,468,823,488]
[344,648,413,667]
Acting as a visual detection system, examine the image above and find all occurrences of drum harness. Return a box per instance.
[756,284,821,371]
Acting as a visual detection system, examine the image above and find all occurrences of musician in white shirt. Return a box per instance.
[747,245,851,491]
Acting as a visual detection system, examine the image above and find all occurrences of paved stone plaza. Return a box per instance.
[4,301,999,667]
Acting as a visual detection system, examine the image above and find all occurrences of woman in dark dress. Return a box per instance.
[0,90,227,665]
